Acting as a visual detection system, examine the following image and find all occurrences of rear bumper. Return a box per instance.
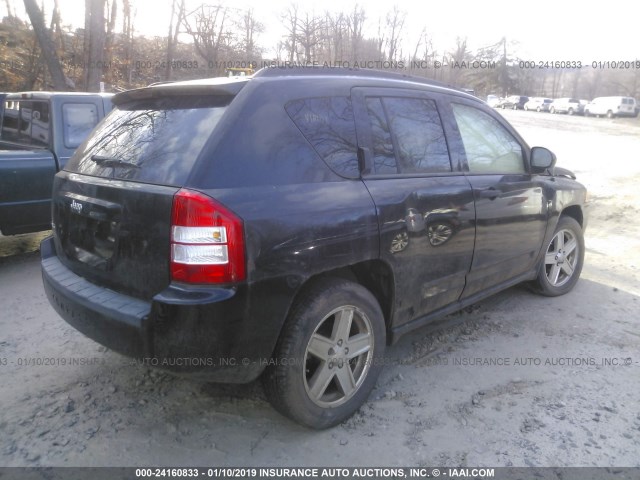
[41,237,151,358]
[41,236,281,382]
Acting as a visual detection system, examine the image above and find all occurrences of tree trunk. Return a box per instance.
[165,0,184,80]
[122,0,133,85]
[84,0,106,92]
[23,0,68,90]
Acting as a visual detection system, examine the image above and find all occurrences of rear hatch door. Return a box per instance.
[52,88,240,300]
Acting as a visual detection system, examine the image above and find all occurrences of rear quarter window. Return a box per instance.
[65,96,230,186]
[285,97,359,178]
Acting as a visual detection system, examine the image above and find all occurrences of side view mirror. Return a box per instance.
[530,146,556,172]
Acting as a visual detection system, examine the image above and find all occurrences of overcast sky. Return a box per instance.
[3,0,638,61]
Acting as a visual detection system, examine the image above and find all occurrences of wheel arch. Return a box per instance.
[560,205,584,228]
[277,260,396,347]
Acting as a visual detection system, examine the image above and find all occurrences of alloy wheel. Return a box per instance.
[304,306,374,408]
[544,229,579,287]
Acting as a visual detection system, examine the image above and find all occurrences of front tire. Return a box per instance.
[263,278,386,429]
[531,216,584,296]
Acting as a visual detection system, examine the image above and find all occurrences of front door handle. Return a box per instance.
[475,188,501,200]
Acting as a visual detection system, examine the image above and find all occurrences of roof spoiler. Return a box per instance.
[113,79,247,106]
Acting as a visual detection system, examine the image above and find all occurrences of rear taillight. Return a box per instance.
[170,189,246,284]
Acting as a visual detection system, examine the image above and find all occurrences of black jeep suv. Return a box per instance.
[41,68,588,429]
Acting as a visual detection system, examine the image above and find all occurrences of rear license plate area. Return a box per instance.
[59,193,121,269]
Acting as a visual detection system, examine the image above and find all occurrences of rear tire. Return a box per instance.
[531,216,584,297]
[262,278,386,429]
[606,110,614,119]
[550,107,556,114]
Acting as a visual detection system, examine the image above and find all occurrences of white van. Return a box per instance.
[584,96,637,118]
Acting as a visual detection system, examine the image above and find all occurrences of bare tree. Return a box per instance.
[104,0,117,57]
[50,0,63,51]
[22,0,68,90]
[122,0,134,84]
[241,8,263,59]
[345,5,365,61]
[182,4,230,68]
[375,17,385,60]
[323,11,345,62]
[384,6,405,62]
[165,0,185,80]
[102,0,118,85]
[471,38,510,96]
[282,3,299,62]
[410,27,430,62]
[297,12,323,62]
[84,0,106,92]
[550,68,563,98]
[446,37,470,85]
[4,0,13,17]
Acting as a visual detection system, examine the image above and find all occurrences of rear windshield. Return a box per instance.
[65,96,229,185]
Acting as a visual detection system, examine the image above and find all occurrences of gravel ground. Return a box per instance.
[0,111,639,468]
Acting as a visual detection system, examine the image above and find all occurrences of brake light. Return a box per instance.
[170,189,246,284]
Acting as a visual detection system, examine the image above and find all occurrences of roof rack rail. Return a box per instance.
[253,65,472,94]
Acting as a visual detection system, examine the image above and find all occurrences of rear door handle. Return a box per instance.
[475,188,501,200]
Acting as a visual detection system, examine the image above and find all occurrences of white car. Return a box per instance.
[549,98,582,115]
[486,94,501,107]
[524,98,553,112]
[583,96,637,118]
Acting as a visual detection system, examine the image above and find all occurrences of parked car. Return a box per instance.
[0,92,113,235]
[497,95,530,110]
[486,94,501,107]
[549,98,582,115]
[524,98,553,112]
[41,68,588,429]
[583,96,637,118]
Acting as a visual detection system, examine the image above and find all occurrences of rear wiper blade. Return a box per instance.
[91,154,140,169]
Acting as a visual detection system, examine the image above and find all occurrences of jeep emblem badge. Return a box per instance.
[70,199,83,214]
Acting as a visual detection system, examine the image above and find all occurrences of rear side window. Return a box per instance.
[452,103,525,174]
[365,96,451,174]
[66,96,230,186]
[365,98,397,174]
[62,103,99,149]
[0,100,50,147]
[286,97,359,178]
